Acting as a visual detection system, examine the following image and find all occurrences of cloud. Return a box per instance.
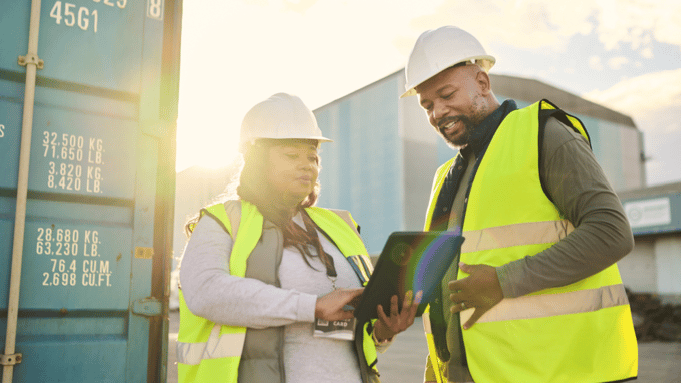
[583,69,681,186]
[608,56,629,70]
[595,0,681,49]
[407,0,595,51]
[640,47,654,59]
[589,56,604,70]
[405,0,681,57]
[176,0,681,176]
[582,69,681,121]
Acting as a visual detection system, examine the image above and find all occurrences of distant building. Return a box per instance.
[617,182,681,303]
[313,70,645,255]
[312,69,679,303]
[170,70,680,306]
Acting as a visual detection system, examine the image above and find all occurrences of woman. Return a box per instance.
[177,93,420,383]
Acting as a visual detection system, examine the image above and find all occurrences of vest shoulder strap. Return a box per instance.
[201,200,243,240]
[537,99,592,149]
[327,209,361,237]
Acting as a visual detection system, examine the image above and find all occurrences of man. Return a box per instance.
[402,26,638,383]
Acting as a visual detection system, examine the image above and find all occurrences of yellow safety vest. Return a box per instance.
[423,100,638,383]
[177,200,379,383]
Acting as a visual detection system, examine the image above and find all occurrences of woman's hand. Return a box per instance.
[315,288,364,321]
[373,290,423,342]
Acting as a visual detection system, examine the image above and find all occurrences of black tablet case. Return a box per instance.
[353,231,465,323]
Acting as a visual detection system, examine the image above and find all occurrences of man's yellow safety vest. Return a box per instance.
[423,100,638,383]
[177,200,380,383]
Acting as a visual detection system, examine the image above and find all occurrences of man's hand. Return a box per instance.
[315,288,364,321]
[374,290,423,341]
[448,262,503,330]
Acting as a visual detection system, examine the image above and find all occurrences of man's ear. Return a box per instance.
[475,69,492,95]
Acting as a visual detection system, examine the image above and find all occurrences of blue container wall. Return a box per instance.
[315,77,403,255]
[0,0,180,381]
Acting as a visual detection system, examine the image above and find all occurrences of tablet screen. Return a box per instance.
[353,231,464,323]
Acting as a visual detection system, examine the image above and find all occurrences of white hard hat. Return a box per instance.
[240,93,331,151]
[401,26,496,98]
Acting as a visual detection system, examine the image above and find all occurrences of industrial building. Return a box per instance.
[313,70,644,251]
[313,69,679,302]
[172,69,681,305]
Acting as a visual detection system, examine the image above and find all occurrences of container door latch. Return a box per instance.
[132,297,162,317]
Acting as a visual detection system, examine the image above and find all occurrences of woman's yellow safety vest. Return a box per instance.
[176,200,379,383]
[423,100,638,383]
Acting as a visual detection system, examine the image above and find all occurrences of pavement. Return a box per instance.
[166,309,681,382]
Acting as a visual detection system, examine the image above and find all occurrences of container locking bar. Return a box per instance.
[132,297,163,317]
[0,354,21,366]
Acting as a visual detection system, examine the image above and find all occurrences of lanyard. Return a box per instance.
[301,212,338,288]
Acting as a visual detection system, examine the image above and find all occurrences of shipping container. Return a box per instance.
[0,0,182,381]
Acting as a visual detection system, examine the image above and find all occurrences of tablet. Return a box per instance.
[353,231,464,323]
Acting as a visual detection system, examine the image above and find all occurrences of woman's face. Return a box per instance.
[267,139,319,203]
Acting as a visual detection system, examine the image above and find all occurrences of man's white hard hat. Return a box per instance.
[240,93,332,151]
[401,26,496,98]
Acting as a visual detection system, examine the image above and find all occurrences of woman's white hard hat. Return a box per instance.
[401,26,496,98]
[240,93,332,151]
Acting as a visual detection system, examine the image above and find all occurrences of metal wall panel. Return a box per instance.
[617,239,657,293]
[314,73,643,255]
[315,76,403,254]
[0,0,181,381]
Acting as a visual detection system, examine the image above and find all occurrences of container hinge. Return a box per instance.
[132,297,162,317]
[0,353,22,366]
[17,53,44,69]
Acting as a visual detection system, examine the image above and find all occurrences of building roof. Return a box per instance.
[618,181,681,200]
[316,69,637,129]
[489,73,637,128]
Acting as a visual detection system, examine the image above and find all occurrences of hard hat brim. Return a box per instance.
[401,56,496,98]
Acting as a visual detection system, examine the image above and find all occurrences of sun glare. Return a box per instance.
[175,113,241,172]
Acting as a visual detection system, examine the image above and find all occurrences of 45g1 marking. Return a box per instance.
[50,2,99,33]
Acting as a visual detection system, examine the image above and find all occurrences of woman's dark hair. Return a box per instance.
[184,139,332,273]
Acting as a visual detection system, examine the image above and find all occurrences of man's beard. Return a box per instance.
[438,115,475,149]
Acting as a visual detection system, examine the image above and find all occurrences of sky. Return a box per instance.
[176,0,681,187]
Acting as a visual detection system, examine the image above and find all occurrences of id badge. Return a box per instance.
[313,318,356,341]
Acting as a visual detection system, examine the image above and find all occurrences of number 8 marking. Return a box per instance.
[147,0,163,20]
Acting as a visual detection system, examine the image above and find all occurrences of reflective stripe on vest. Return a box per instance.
[177,324,246,365]
[461,219,573,253]
[421,308,445,383]
[423,100,637,383]
[460,283,629,324]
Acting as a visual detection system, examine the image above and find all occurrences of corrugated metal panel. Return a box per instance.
[315,76,403,254]
[314,71,644,253]
[0,0,181,381]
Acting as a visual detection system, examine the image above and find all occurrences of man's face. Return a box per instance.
[415,65,490,149]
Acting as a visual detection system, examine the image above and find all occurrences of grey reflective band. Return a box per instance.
[176,324,246,365]
[461,219,574,253]
[460,284,629,324]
